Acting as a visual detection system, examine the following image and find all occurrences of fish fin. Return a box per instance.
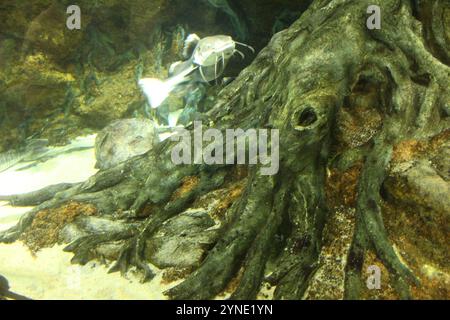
[183,65,199,77]
[25,138,48,150]
[24,139,49,160]
[168,61,182,77]
[138,78,173,108]
[139,63,198,108]
[182,34,200,59]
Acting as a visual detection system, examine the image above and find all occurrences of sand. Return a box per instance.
[0,137,172,299]
[0,243,170,300]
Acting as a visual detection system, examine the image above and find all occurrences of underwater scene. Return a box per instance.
[0,0,449,301]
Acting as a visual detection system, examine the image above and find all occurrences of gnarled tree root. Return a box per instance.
[0,0,448,300]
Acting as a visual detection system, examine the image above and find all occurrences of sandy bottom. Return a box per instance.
[0,138,171,299]
[0,243,170,300]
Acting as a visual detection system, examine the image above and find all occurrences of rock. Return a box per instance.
[59,216,132,244]
[59,223,88,244]
[383,158,450,285]
[74,63,143,127]
[75,216,131,234]
[145,209,219,269]
[1,52,75,116]
[23,3,87,63]
[94,118,159,170]
[59,216,133,261]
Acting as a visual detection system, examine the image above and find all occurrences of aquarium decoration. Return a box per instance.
[138,33,254,126]
[0,0,448,303]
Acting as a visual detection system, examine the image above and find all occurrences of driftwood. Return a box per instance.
[1,0,449,299]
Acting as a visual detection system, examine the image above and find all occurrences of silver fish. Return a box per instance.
[139,33,254,109]
[0,136,95,173]
[0,139,48,173]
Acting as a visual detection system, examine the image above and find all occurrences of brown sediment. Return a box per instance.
[21,201,96,253]
[190,167,247,221]
[321,130,449,299]
[336,105,383,149]
[306,156,363,299]
[392,139,428,164]
[428,129,450,152]
[391,129,450,164]
[382,129,450,299]
[382,200,450,299]
[325,162,363,208]
[210,182,245,220]
[305,207,356,300]
[359,251,399,300]
[161,267,194,285]
[170,176,200,201]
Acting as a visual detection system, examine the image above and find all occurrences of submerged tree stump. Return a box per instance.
[1,0,449,299]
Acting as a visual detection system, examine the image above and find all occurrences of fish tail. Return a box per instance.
[139,65,197,109]
[138,78,173,109]
[25,139,49,157]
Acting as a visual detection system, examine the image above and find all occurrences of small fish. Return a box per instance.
[0,150,27,173]
[139,34,254,109]
[0,139,48,173]
[0,136,96,174]
[0,274,32,300]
